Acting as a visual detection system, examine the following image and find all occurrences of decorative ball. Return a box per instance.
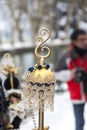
[4,74,19,90]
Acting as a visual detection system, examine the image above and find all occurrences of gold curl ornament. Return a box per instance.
[35,28,51,65]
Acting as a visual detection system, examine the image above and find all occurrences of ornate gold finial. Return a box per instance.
[2,53,20,88]
[35,28,51,65]
[23,28,55,112]
[2,53,19,75]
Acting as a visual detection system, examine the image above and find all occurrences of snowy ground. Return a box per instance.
[20,91,87,130]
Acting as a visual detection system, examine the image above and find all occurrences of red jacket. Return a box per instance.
[67,55,87,101]
[55,47,87,102]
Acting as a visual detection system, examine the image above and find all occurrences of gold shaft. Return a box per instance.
[39,109,44,130]
[10,72,14,88]
[39,91,44,130]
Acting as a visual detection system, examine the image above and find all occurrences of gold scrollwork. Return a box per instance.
[35,28,51,65]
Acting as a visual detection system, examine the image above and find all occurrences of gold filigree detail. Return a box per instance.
[23,67,55,112]
[35,28,51,65]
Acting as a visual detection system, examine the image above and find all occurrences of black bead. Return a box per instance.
[28,67,34,72]
[38,65,42,70]
[46,64,50,69]
[44,83,48,86]
[35,82,41,87]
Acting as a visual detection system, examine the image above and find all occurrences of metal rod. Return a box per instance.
[10,72,14,88]
[39,91,44,130]
[39,109,44,130]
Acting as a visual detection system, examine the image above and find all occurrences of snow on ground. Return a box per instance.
[20,91,87,130]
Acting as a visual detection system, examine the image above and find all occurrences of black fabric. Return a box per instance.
[0,78,7,111]
[73,45,87,57]
[4,74,19,90]
[11,116,21,129]
[0,78,9,129]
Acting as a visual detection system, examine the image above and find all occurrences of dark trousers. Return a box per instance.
[73,103,85,130]
[0,126,6,130]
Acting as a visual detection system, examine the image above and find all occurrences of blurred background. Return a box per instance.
[0,0,87,130]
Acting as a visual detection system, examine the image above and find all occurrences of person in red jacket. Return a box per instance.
[54,29,87,130]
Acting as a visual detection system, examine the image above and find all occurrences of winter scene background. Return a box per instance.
[0,0,87,130]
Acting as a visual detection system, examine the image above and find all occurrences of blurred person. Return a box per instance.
[54,29,87,130]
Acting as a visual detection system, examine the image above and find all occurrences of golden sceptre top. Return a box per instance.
[35,28,51,65]
[23,28,55,111]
